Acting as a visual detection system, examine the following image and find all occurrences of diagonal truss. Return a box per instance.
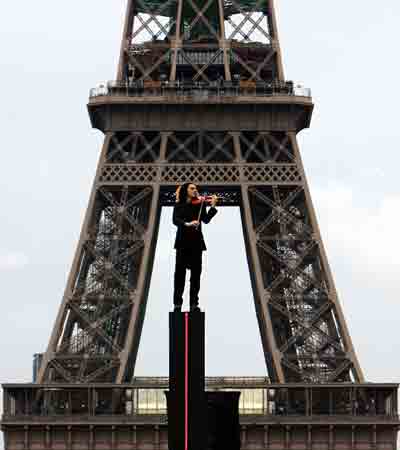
[117,0,284,85]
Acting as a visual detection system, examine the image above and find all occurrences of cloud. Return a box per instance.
[313,185,400,289]
[0,252,29,270]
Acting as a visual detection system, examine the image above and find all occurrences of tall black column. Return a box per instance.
[168,311,206,450]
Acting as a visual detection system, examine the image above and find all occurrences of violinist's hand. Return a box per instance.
[210,195,218,207]
[188,220,200,227]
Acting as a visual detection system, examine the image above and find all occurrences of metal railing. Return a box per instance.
[89,80,311,99]
[3,383,398,419]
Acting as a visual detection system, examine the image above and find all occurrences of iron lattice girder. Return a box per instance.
[246,185,357,382]
[99,163,302,187]
[38,184,155,383]
[133,0,269,16]
[117,0,285,87]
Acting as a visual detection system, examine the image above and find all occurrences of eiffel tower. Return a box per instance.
[1,0,399,449]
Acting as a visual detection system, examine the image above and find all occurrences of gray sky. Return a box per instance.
[1,1,400,431]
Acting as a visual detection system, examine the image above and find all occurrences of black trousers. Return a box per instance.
[173,248,203,307]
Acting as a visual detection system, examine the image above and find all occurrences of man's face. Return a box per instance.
[187,184,198,199]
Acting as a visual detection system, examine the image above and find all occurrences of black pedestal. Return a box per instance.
[206,391,241,450]
[168,311,206,450]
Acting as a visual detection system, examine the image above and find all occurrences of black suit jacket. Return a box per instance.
[173,202,218,251]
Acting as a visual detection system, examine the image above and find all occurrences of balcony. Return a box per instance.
[87,80,313,133]
[89,80,312,101]
[2,380,398,425]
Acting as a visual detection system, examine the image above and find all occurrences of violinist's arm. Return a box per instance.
[173,205,196,227]
[173,205,186,227]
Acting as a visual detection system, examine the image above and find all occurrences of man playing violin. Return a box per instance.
[173,183,218,312]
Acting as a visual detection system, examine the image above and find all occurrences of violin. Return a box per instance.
[191,195,215,205]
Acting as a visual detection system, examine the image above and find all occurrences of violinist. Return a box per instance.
[172,183,218,312]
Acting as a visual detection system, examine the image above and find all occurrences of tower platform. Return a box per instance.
[87,83,313,133]
[2,379,399,449]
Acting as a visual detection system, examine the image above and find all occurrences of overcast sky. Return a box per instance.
[1,3,400,436]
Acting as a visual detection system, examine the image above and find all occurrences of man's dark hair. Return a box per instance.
[177,183,193,204]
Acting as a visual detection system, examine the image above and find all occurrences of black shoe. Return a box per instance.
[174,305,182,312]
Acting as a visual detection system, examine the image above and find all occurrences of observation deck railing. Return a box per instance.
[89,80,311,99]
[2,381,398,421]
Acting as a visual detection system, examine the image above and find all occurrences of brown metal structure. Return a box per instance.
[35,0,363,386]
[2,0,399,449]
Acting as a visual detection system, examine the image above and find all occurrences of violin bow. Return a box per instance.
[195,197,205,229]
